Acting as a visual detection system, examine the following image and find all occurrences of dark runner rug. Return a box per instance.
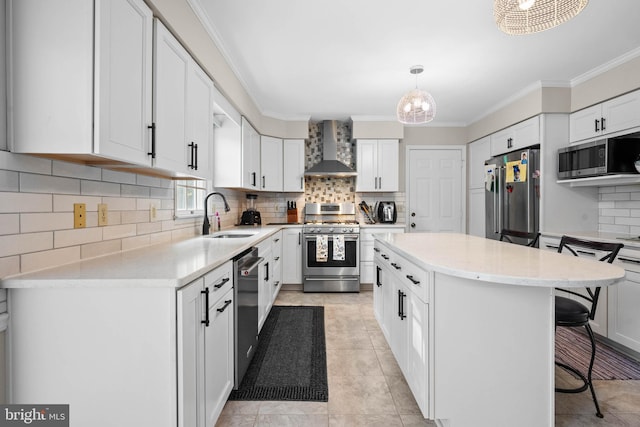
[229,305,328,401]
[556,326,640,380]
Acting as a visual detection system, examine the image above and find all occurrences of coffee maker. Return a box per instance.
[240,194,261,225]
[376,201,397,224]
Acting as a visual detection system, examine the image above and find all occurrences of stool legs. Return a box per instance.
[555,324,603,418]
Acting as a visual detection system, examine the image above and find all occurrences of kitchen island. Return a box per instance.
[372,232,625,427]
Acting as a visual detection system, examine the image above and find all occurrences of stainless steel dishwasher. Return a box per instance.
[233,247,262,388]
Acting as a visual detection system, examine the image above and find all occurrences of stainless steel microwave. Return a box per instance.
[557,137,640,179]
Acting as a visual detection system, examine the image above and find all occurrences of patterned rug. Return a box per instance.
[556,327,640,380]
[229,306,328,401]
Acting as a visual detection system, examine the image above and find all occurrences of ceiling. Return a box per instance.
[190,0,640,126]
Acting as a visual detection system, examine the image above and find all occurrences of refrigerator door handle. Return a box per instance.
[496,166,503,235]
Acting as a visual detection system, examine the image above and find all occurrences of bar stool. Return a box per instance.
[499,229,540,248]
[554,235,623,418]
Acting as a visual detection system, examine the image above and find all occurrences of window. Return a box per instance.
[175,179,207,218]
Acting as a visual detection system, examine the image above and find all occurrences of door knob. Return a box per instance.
[411,212,416,217]
[411,223,416,228]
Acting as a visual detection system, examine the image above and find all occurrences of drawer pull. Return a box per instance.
[381,254,389,260]
[406,275,420,285]
[216,299,232,313]
[274,256,280,261]
[214,277,230,289]
[373,247,381,253]
[391,262,401,270]
[274,281,280,287]
[619,256,640,264]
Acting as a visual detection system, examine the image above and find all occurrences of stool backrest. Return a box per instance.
[499,229,540,248]
[556,235,624,320]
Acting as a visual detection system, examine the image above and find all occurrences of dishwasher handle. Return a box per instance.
[240,257,263,276]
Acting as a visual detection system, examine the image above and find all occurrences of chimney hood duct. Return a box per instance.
[304,121,357,177]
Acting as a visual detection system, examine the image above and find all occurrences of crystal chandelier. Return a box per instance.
[494,0,589,35]
[396,65,436,125]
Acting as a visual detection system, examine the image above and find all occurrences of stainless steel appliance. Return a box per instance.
[557,134,640,179]
[240,194,261,225]
[233,247,262,388]
[485,147,540,245]
[376,201,397,223]
[303,203,360,292]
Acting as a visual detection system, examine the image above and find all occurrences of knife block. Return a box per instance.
[287,209,298,223]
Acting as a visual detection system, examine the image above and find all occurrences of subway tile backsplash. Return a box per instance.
[599,184,640,235]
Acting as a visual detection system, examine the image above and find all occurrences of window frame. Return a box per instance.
[174,179,208,219]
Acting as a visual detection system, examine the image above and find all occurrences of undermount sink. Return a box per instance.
[208,232,256,239]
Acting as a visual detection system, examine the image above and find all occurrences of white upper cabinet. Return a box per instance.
[8,0,153,166]
[260,136,283,192]
[569,89,640,143]
[242,118,261,190]
[356,139,399,192]
[283,139,305,192]
[154,20,213,178]
[489,116,540,156]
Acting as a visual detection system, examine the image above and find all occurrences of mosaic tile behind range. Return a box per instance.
[305,121,356,203]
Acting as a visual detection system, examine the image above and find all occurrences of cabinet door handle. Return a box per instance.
[262,176,266,188]
[264,262,269,281]
[188,142,196,169]
[216,299,232,313]
[252,172,256,187]
[391,262,401,270]
[201,288,210,327]
[595,119,600,133]
[194,143,198,170]
[214,277,230,289]
[298,232,301,245]
[373,247,380,253]
[300,177,304,190]
[406,274,420,285]
[398,289,402,318]
[376,266,382,287]
[274,256,280,261]
[601,117,606,131]
[147,123,156,159]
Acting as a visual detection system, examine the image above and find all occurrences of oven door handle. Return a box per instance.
[304,234,359,241]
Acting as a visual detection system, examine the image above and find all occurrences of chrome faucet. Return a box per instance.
[203,192,231,235]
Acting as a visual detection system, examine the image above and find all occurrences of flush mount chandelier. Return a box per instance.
[494,0,589,35]
[396,65,436,125]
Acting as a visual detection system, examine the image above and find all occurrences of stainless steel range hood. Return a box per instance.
[304,121,357,177]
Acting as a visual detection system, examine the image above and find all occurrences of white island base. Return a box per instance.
[372,233,624,427]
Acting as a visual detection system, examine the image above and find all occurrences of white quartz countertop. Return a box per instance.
[375,233,625,288]
[542,230,640,250]
[0,226,281,289]
[360,223,405,228]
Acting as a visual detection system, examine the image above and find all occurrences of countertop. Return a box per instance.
[375,232,625,288]
[0,226,281,289]
[360,223,405,228]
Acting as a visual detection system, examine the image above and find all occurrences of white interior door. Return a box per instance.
[407,147,465,233]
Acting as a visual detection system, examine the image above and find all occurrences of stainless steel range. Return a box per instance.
[303,203,360,292]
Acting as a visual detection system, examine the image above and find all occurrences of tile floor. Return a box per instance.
[216,290,640,427]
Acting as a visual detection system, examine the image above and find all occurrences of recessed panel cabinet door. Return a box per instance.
[187,64,214,178]
[377,140,399,191]
[154,20,189,174]
[95,0,153,165]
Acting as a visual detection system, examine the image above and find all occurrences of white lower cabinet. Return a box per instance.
[258,239,273,332]
[178,261,234,427]
[609,252,640,353]
[374,240,429,417]
[360,226,404,284]
[282,227,303,284]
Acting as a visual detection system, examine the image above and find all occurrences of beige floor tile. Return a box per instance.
[325,328,373,350]
[400,414,438,426]
[328,375,397,415]
[595,380,640,413]
[327,349,384,377]
[221,401,261,416]
[257,401,328,415]
[324,317,367,333]
[323,293,363,305]
[214,414,256,427]
[369,328,391,350]
[385,375,422,415]
[254,414,328,427]
[375,347,402,377]
[555,412,628,427]
[328,414,404,426]
[275,291,325,306]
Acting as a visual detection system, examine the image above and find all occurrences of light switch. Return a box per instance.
[98,203,108,226]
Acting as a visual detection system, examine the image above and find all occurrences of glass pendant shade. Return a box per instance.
[494,0,589,35]
[396,88,436,124]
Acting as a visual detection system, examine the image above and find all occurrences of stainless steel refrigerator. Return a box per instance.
[485,147,540,245]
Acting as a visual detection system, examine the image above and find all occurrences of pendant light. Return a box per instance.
[494,0,589,35]
[396,65,436,125]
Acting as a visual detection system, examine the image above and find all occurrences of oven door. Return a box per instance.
[303,233,359,277]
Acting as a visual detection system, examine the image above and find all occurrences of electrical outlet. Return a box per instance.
[74,203,86,228]
[98,203,108,226]
[150,204,157,221]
